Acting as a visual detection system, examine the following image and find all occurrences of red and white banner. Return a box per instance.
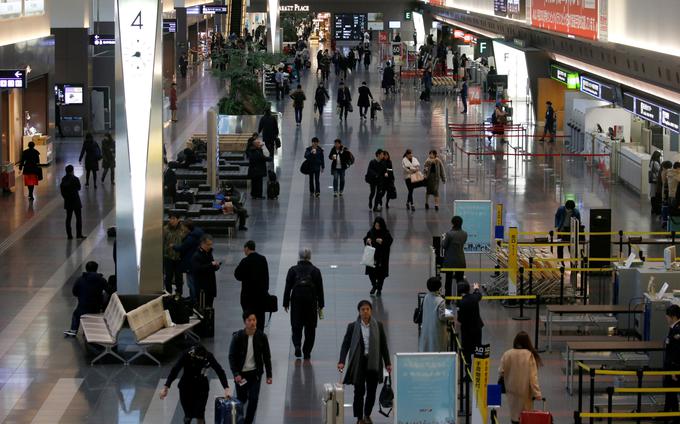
[531,0,598,40]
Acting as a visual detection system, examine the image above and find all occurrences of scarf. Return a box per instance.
[348,317,381,380]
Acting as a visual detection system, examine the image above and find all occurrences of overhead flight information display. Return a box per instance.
[333,13,367,41]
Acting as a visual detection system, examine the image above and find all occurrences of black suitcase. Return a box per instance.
[267,172,280,199]
[195,292,215,337]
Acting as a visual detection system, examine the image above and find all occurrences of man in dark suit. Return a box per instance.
[60,164,85,239]
[664,304,680,419]
[191,234,221,308]
[234,240,270,330]
[457,281,483,369]
[257,109,279,156]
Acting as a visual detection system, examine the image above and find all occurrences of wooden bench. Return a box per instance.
[126,296,201,366]
[190,133,251,152]
[80,293,128,365]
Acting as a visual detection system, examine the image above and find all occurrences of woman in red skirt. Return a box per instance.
[18,141,41,200]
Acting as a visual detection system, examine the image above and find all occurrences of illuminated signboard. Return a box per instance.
[550,64,579,88]
[0,69,26,88]
[279,3,308,11]
[579,76,618,103]
[89,34,116,46]
[334,13,367,41]
[623,92,680,133]
[202,5,227,14]
[163,18,176,33]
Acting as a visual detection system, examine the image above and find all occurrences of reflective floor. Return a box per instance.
[0,46,659,423]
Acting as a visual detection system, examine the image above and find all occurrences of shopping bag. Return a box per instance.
[361,245,376,267]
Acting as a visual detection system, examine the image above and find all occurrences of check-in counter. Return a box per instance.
[617,145,651,195]
[615,262,680,310]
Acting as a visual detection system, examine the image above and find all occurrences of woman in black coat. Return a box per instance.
[314,83,330,117]
[246,138,272,199]
[363,216,393,296]
[79,133,101,188]
[160,344,230,424]
[357,81,373,119]
[382,150,397,209]
[18,141,41,200]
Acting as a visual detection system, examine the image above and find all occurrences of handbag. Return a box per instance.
[361,245,376,267]
[498,376,506,394]
[299,159,311,175]
[264,294,278,313]
[275,137,281,148]
[410,171,425,184]
[378,375,394,417]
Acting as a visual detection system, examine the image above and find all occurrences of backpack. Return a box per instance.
[291,269,316,305]
[346,150,355,167]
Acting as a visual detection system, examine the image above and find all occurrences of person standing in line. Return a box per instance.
[540,100,556,142]
[554,200,581,259]
[381,61,395,95]
[460,77,469,114]
[489,102,507,142]
[79,133,101,189]
[64,261,109,336]
[290,84,306,126]
[173,219,204,305]
[363,217,393,297]
[229,311,273,424]
[160,344,231,424]
[650,151,663,214]
[382,151,396,209]
[338,300,392,424]
[663,305,680,418]
[190,234,221,308]
[402,149,421,211]
[366,149,386,212]
[246,138,272,199]
[314,82,330,117]
[169,83,178,122]
[442,216,468,299]
[164,213,188,296]
[60,165,85,240]
[100,133,115,185]
[499,331,543,424]
[457,281,483,368]
[283,248,325,359]
[337,81,352,121]
[423,150,446,211]
[233,240,270,331]
[419,277,451,352]
[329,138,353,197]
[18,141,41,200]
[304,137,325,197]
[357,81,373,119]
[258,109,280,157]
[421,67,432,101]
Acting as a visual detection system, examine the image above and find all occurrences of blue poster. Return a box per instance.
[394,353,457,424]
[453,200,493,253]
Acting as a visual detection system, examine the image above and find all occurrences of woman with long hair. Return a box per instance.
[363,216,393,297]
[18,141,41,200]
[499,331,543,424]
[401,149,422,211]
[423,150,446,210]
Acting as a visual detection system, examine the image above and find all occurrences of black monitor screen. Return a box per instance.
[334,14,367,41]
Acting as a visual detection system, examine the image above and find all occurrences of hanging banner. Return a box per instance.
[473,344,491,423]
[508,227,518,295]
[531,0,598,40]
[394,352,457,424]
[453,200,493,253]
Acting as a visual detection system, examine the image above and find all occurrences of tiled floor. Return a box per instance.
[0,46,662,424]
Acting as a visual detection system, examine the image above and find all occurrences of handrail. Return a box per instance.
[440,267,511,272]
[580,412,680,419]
[614,387,680,393]
[575,361,680,376]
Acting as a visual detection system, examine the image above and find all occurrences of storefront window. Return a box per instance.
[23,0,44,16]
[0,0,22,18]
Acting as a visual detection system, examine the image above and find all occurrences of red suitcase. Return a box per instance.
[519,398,552,424]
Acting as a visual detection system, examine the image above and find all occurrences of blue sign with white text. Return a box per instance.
[454,200,493,253]
[394,352,457,424]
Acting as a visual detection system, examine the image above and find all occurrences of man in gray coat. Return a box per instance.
[338,300,391,424]
[442,215,468,300]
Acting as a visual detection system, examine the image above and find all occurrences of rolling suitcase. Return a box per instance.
[267,171,280,199]
[215,397,245,424]
[195,291,215,338]
[670,215,680,232]
[519,398,552,424]
[321,382,344,424]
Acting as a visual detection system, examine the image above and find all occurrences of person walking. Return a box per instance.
[329,139,353,197]
[363,49,371,70]
[540,100,556,142]
[381,62,395,95]
[402,149,422,211]
[423,150,446,210]
[363,217,393,296]
[442,216,468,298]
[79,133,101,189]
[164,213,188,296]
[169,83,178,122]
[460,77,468,114]
[419,277,451,352]
[18,141,41,200]
[229,311,273,424]
[63,261,109,336]
[338,300,392,424]
[160,344,231,424]
[457,281,483,368]
[191,234,221,308]
[283,248,325,359]
[499,331,543,424]
[274,67,284,100]
[246,138,272,199]
[100,133,115,185]
[421,67,432,101]
[304,137,325,197]
[337,82,352,121]
[366,149,386,211]
[179,54,188,78]
[60,165,85,240]
[663,305,680,418]
[289,84,306,126]
[174,220,204,305]
[382,151,397,209]
[258,109,280,156]
[357,81,373,119]
[554,200,581,259]
[233,240,270,331]
[314,82,330,117]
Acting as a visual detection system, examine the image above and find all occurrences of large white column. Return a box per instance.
[267,0,279,52]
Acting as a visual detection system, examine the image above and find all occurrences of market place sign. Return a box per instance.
[279,4,309,11]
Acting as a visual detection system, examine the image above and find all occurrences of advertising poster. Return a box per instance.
[453,200,493,253]
[394,352,457,424]
[531,0,598,40]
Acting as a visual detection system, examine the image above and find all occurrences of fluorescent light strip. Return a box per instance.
[432,14,503,38]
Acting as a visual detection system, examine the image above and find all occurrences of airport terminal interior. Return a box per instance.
[1,0,680,423]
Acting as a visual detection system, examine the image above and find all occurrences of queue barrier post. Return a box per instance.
[636,369,643,424]
[465,366,471,424]
[589,368,596,424]
[606,386,614,424]
[560,266,566,305]
[534,294,541,353]
[618,230,624,258]
[513,267,529,321]
[549,230,554,254]
[528,257,534,296]
[578,363,585,415]
[583,257,589,304]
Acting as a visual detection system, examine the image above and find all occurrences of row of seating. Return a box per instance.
[80,293,201,366]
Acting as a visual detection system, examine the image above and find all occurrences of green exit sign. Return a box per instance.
[404,10,412,21]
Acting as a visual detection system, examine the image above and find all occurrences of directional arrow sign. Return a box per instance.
[0,69,27,88]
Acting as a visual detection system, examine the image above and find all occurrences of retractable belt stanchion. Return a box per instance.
[528,257,534,297]
[589,368,596,424]
[534,294,542,353]
[560,266,566,305]
[513,267,529,320]
[606,386,614,424]
[636,369,643,424]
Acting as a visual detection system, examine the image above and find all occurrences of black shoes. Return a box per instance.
[425,203,430,209]
[370,287,376,296]
[294,347,302,358]
[238,226,248,231]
